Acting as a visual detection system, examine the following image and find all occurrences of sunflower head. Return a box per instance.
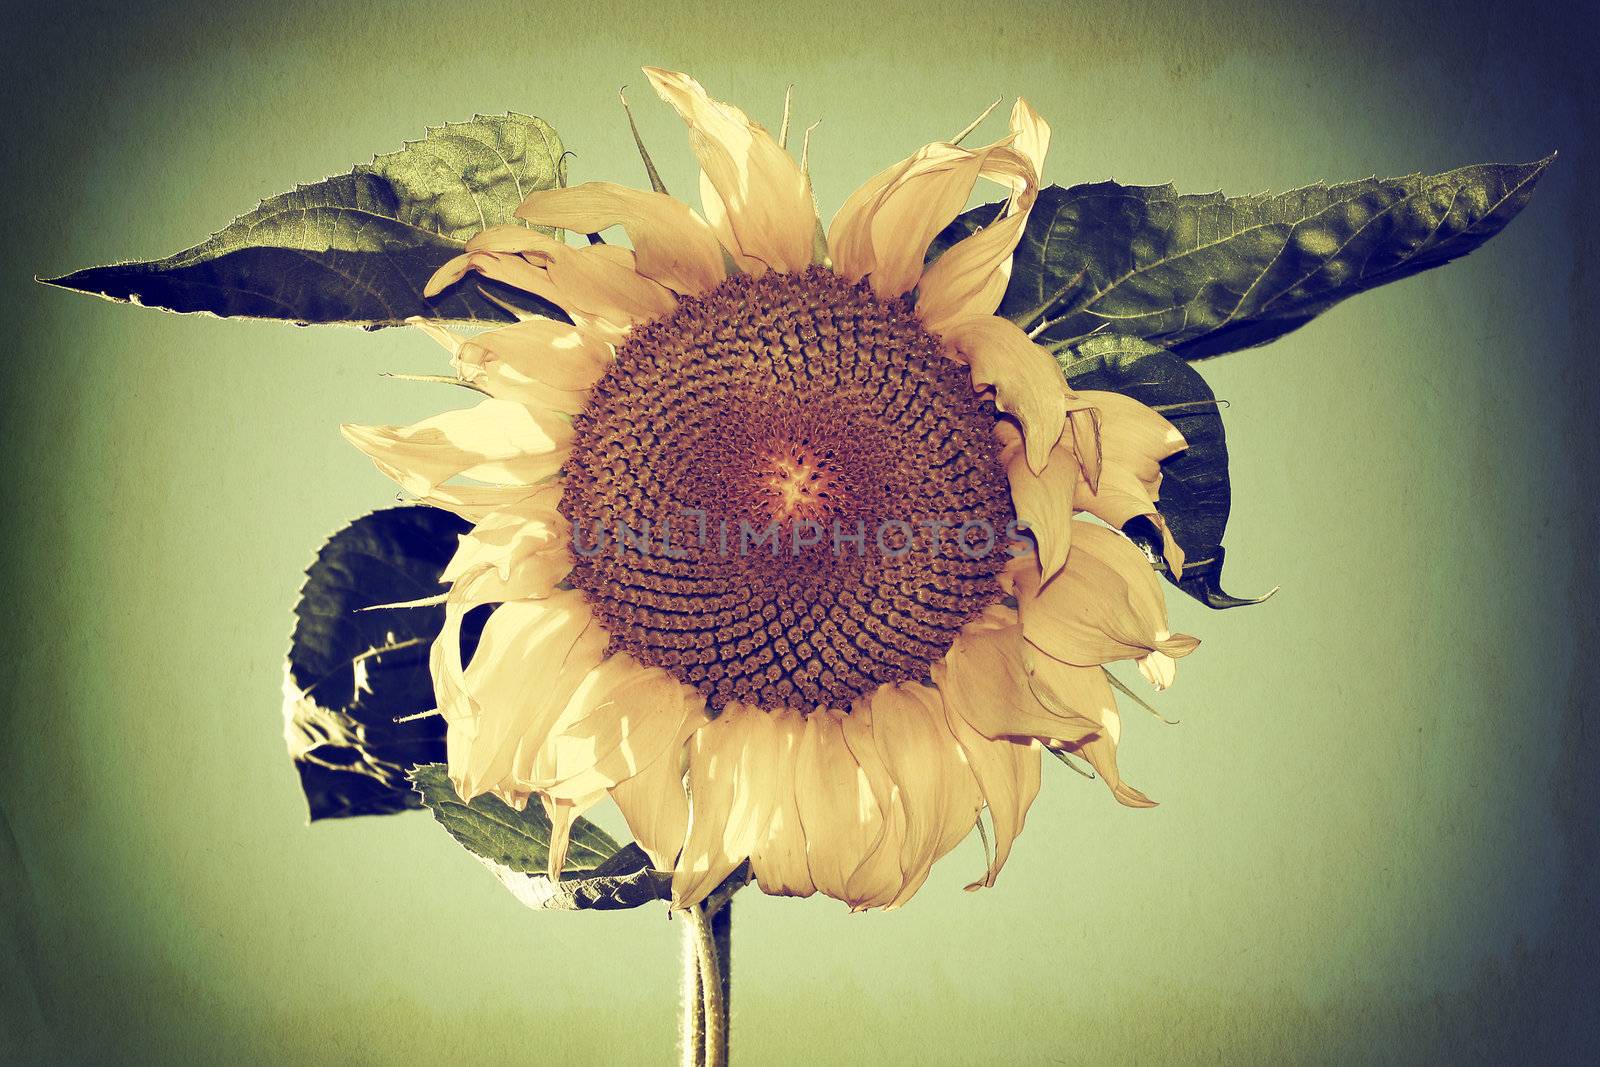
[345,67,1197,911]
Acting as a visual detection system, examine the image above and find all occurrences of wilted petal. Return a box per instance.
[932,621,1098,744]
[935,682,1042,890]
[793,710,882,904]
[517,182,726,296]
[829,141,999,299]
[942,316,1066,474]
[1026,650,1156,808]
[437,592,607,802]
[995,419,1077,583]
[840,706,908,910]
[673,704,782,907]
[530,653,704,801]
[1014,523,1200,670]
[868,684,982,908]
[1070,390,1188,574]
[644,67,817,274]
[611,708,707,871]
[916,106,1048,333]
[747,708,817,898]
[341,398,572,497]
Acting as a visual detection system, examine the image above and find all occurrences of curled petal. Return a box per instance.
[644,67,817,274]
[541,243,677,334]
[1025,651,1155,808]
[1071,390,1188,574]
[610,707,707,871]
[697,170,764,274]
[943,315,1067,474]
[1008,98,1050,189]
[528,653,704,802]
[540,789,608,881]
[932,622,1099,744]
[517,182,727,296]
[426,238,674,339]
[341,398,572,497]
[747,709,816,898]
[829,141,999,299]
[1015,523,1200,670]
[673,704,782,908]
[439,592,607,803]
[439,486,570,598]
[794,710,883,904]
[411,317,611,414]
[916,107,1047,333]
[420,482,554,523]
[938,689,1041,891]
[995,420,1077,583]
[868,684,982,908]
[840,707,909,910]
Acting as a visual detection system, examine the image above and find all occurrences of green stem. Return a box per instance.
[680,908,706,1066]
[679,899,732,1067]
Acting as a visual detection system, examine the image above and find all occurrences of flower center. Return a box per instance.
[560,266,1013,713]
[761,443,837,522]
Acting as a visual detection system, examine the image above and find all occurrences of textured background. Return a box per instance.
[2,0,1595,1062]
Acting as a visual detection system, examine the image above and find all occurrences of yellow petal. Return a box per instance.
[439,486,565,585]
[1009,98,1051,188]
[840,706,909,910]
[540,790,608,881]
[931,621,1098,744]
[942,316,1067,474]
[995,419,1076,583]
[543,243,677,332]
[747,708,817,898]
[673,704,781,907]
[414,482,550,523]
[1027,652,1155,808]
[517,182,727,297]
[439,592,605,801]
[697,170,765,274]
[793,709,882,904]
[868,684,982,909]
[341,398,572,497]
[413,317,611,414]
[1072,390,1185,491]
[828,141,997,299]
[1070,390,1188,573]
[1015,523,1200,669]
[530,653,704,800]
[916,138,1042,334]
[938,689,1041,890]
[644,67,816,274]
[827,153,919,284]
[610,707,707,870]
[426,238,674,338]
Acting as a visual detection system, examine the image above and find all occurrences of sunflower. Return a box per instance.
[342,67,1199,911]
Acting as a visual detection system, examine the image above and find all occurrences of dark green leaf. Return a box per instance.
[491,844,674,912]
[409,765,671,911]
[930,157,1551,360]
[408,763,619,874]
[284,506,470,820]
[1061,334,1273,609]
[43,114,567,327]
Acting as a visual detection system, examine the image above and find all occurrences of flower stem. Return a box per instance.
[679,898,733,1066]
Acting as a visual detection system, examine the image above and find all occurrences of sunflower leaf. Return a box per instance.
[408,763,620,873]
[409,765,671,911]
[42,114,568,327]
[284,506,474,820]
[1062,335,1273,609]
[930,157,1551,360]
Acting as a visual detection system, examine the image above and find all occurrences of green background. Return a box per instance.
[3,0,1595,1062]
